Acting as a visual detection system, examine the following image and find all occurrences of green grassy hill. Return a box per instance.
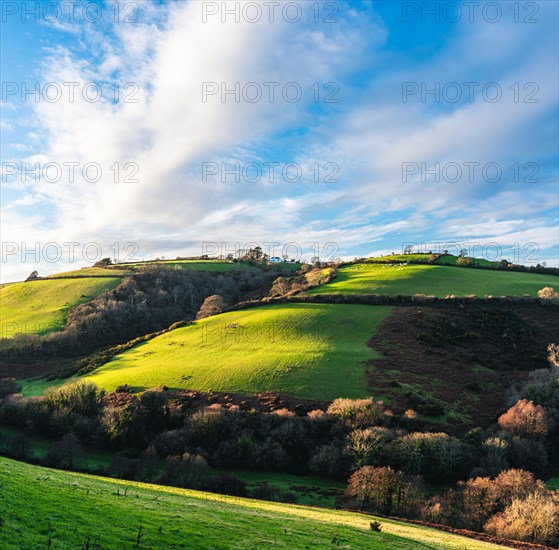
[309,263,557,297]
[44,267,133,278]
[433,254,499,267]
[122,259,256,272]
[119,259,301,273]
[0,457,505,549]
[364,254,499,267]
[24,303,391,399]
[0,278,121,339]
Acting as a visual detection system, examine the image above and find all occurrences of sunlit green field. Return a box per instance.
[309,263,557,297]
[0,457,505,549]
[45,267,133,278]
[25,304,391,399]
[367,253,433,263]
[433,254,499,267]
[0,278,121,338]
[119,259,301,272]
[365,254,499,267]
[123,259,255,271]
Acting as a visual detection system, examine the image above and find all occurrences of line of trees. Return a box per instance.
[344,466,559,546]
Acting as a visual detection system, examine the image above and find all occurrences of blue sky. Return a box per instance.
[1,0,558,281]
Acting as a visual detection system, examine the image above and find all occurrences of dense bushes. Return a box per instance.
[484,490,559,546]
[45,381,104,417]
[1,383,555,484]
[267,267,336,298]
[196,294,227,319]
[344,465,559,546]
[0,378,20,398]
[498,399,548,437]
[344,466,423,517]
[385,432,466,482]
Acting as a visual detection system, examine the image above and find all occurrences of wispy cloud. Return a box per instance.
[1,0,557,281]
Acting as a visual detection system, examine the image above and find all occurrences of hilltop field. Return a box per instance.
[307,263,558,297]
[0,456,506,549]
[0,278,121,339]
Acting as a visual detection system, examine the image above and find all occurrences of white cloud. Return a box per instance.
[1,0,557,282]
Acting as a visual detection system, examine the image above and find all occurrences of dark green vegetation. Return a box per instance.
[365,303,559,427]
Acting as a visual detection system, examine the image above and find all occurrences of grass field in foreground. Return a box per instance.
[26,304,391,399]
[0,457,505,549]
[308,263,557,297]
[0,278,121,339]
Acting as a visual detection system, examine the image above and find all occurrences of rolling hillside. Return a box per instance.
[370,253,500,268]
[121,259,257,272]
[25,303,391,399]
[0,457,506,549]
[308,263,557,297]
[0,278,122,339]
[120,259,301,273]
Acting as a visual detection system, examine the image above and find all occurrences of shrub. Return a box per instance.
[344,466,423,517]
[548,343,559,367]
[491,468,545,507]
[0,378,20,398]
[498,399,548,438]
[210,474,247,497]
[327,398,384,428]
[458,476,495,530]
[308,443,349,479]
[185,406,229,449]
[523,367,559,406]
[482,437,509,475]
[253,439,291,469]
[430,469,546,531]
[388,432,464,480]
[45,381,104,417]
[347,427,393,467]
[44,433,83,468]
[537,287,559,301]
[250,483,298,503]
[101,404,141,448]
[457,257,475,267]
[270,277,291,296]
[196,294,227,319]
[485,491,559,546]
[508,437,548,476]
